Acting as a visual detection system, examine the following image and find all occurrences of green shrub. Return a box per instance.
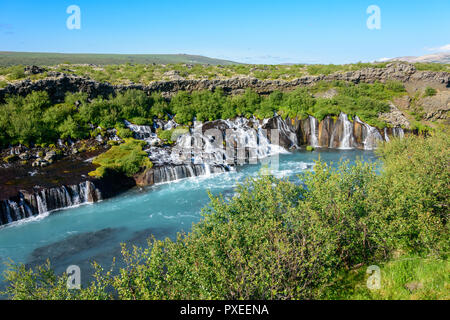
[423,87,437,97]
[89,138,152,178]
[116,127,133,139]
[156,126,189,144]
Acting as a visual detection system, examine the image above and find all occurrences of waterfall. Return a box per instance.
[393,127,405,138]
[309,116,319,147]
[0,181,102,227]
[3,201,13,223]
[354,116,384,150]
[150,164,229,184]
[36,191,48,214]
[273,117,298,148]
[204,163,211,176]
[384,128,390,142]
[124,120,160,145]
[170,116,289,168]
[330,113,354,149]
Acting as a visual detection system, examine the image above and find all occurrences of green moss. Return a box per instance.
[306,146,315,152]
[89,138,152,178]
[156,126,189,144]
[424,87,437,97]
[116,127,133,139]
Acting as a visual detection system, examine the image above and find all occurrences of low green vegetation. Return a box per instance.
[424,86,437,97]
[0,52,238,67]
[0,60,448,84]
[156,126,189,144]
[414,62,450,73]
[3,130,448,300]
[88,138,152,178]
[0,89,165,147]
[0,81,406,148]
[330,255,449,300]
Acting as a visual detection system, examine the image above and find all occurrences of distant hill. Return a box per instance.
[381,52,450,64]
[0,51,240,66]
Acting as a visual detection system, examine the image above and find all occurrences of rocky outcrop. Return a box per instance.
[379,103,411,128]
[1,63,448,103]
[419,91,450,122]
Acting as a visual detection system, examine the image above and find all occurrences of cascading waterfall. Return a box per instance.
[0,181,102,226]
[124,120,160,145]
[170,117,289,168]
[137,113,396,188]
[308,116,319,147]
[355,116,384,150]
[151,164,230,184]
[384,128,390,142]
[392,127,405,138]
[330,113,354,149]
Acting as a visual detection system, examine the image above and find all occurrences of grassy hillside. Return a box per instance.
[0,51,239,66]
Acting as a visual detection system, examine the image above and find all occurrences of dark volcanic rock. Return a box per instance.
[24,65,46,75]
[1,63,448,104]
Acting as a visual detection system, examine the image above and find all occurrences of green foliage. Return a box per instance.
[414,63,450,73]
[0,91,52,146]
[89,138,152,178]
[423,86,437,97]
[371,131,449,255]
[156,126,189,144]
[0,59,447,84]
[328,255,449,300]
[0,79,409,148]
[4,130,448,300]
[116,127,133,139]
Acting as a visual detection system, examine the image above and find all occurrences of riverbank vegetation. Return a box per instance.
[2,129,448,300]
[88,138,152,178]
[0,80,408,149]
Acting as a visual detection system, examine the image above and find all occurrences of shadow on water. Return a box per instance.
[1,226,175,297]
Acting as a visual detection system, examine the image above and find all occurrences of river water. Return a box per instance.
[0,149,377,289]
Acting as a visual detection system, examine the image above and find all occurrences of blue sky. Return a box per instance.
[0,0,449,64]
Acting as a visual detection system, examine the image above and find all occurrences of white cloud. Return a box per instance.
[426,44,450,52]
